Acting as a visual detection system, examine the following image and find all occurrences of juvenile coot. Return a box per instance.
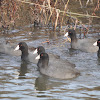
[14,42,38,63]
[93,39,100,58]
[64,29,98,52]
[35,52,80,79]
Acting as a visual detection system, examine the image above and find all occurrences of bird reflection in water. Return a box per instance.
[35,74,48,91]
[18,61,28,79]
[97,58,100,65]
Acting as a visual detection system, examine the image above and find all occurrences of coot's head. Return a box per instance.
[68,29,76,38]
[36,52,49,60]
[64,29,76,40]
[93,39,100,47]
[14,42,28,52]
[97,39,100,47]
[33,46,45,55]
[36,52,49,68]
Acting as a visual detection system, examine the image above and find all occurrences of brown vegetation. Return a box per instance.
[0,0,100,34]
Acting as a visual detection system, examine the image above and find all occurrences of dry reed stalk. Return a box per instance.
[54,9,59,30]
[79,0,82,7]
[47,0,53,25]
[17,0,100,18]
[54,0,58,7]
[0,0,100,33]
[74,19,78,30]
[42,1,47,24]
[86,0,93,6]
[92,0,99,16]
[60,0,70,29]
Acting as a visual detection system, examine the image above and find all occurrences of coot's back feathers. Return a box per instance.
[0,42,21,56]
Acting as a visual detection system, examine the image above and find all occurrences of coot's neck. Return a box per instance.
[21,49,29,61]
[98,49,100,58]
[38,57,49,68]
[43,58,49,68]
[71,33,77,42]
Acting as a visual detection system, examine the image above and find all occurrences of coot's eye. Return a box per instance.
[98,41,100,43]
[20,44,22,47]
[38,48,40,51]
[41,54,43,56]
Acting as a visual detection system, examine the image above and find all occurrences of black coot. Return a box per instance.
[35,52,80,79]
[93,39,100,58]
[14,42,38,63]
[33,46,61,62]
[64,29,98,52]
[0,41,21,56]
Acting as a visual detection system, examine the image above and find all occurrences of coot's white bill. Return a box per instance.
[14,45,19,51]
[93,41,97,46]
[64,32,68,37]
[64,32,71,42]
[33,49,38,54]
[35,55,40,60]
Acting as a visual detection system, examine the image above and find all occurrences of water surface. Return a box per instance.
[0,26,100,100]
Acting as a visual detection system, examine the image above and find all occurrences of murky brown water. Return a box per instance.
[0,25,100,100]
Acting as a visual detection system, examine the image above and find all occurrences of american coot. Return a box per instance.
[33,46,76,69]
[14,42,38,63]
[33,46,61,62]
[64,29,98,53]
[93,39,100,58]
[35,52,80,79]
[0,41,21,56]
